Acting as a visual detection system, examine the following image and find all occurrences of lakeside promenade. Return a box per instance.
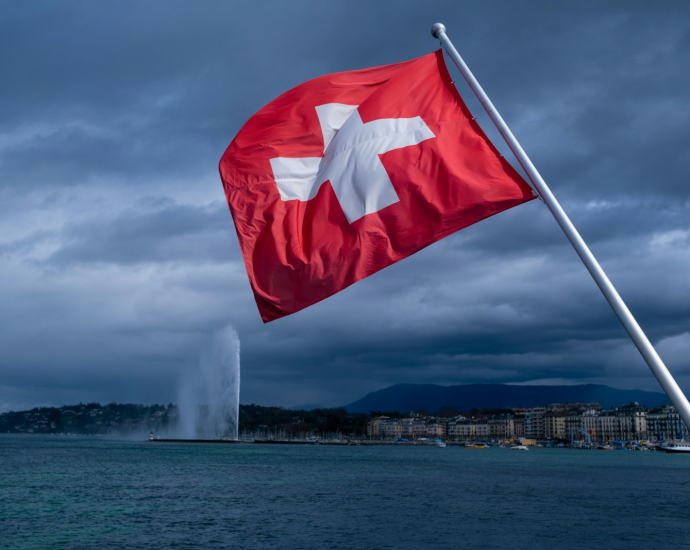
[145,435,670,451]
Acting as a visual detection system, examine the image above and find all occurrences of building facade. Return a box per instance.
[646,405,689,442]
[365,402,686,443]
[543,412,566,440]
[525,408,545,439]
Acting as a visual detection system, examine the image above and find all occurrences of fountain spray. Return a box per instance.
[178,326,240,440]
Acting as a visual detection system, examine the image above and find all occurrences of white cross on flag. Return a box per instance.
[270,104,435,223]
[220,51,535,322]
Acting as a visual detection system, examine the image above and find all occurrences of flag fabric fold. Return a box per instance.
[220,50,535,322]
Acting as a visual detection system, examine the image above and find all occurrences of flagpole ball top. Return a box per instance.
[431,23,446,38]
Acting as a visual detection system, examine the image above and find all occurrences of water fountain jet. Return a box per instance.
[177,326,240,440]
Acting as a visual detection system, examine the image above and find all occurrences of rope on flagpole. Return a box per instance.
[431,22,690,434]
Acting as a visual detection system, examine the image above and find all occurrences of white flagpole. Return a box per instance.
[431,22,690,431]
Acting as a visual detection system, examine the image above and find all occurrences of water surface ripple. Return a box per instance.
[1,436,689,549]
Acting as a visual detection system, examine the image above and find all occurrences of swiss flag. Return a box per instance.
[220,50,535,322]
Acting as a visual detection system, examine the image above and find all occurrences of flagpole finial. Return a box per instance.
[431,23,446,38]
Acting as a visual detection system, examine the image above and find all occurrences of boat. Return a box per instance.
[465,444,485,449]
[436,440,446,448]
[660,441,690,453]
[510,445,529,451]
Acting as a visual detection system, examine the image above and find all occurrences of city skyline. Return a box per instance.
[5,398,686,446]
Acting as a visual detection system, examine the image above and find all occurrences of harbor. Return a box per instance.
[147,432,690,452]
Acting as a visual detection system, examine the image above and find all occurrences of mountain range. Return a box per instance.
[344,383,669,413]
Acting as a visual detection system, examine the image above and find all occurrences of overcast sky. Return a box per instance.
[2,1,690,411]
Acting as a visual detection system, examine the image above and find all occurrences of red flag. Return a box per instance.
[220,50,535,322]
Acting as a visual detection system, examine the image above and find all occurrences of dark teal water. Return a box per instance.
[1,436,689,550]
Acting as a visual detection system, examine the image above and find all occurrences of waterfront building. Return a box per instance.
[366,401,686,443]
[595,410,625,442]
[399,417,424,439]
[488,414,514,440]
[367,416,389,438]
[445,415,466,438]
[565,403,651,443]
[614,402,648,441]
[448,418,490,440]
[367,414,449,440]
[646,405,689,442]
[543,411,566,440]
[565,408,599,443]
[381,420,403,439]
[425,420,447,438]
[512,415,525,438]
[525,408,545,439]
[567,408,607,444]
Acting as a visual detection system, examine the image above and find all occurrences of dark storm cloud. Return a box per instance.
[2,1,690,411]
[48,199,235,265]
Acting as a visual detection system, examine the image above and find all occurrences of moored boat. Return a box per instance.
[660,441,690,453]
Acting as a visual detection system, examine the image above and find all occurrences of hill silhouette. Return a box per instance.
[344,383,668,413]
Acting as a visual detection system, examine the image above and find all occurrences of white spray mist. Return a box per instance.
[178,326,240,440]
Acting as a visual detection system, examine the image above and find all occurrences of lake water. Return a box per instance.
[1,435,689,549]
